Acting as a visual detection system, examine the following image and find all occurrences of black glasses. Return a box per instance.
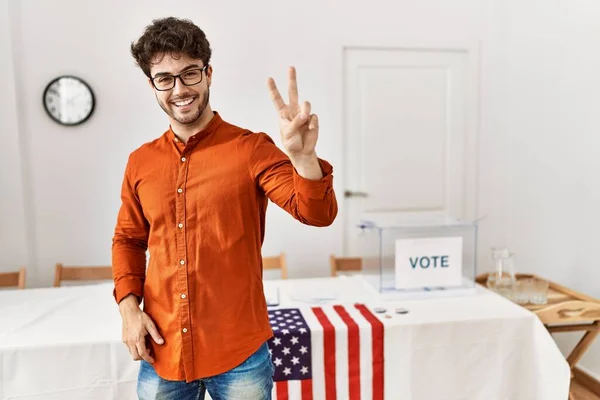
[151,65,208,91]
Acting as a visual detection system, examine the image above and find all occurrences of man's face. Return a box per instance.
[148,53,211,125]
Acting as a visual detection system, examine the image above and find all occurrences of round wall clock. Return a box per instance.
[43,75,95,126]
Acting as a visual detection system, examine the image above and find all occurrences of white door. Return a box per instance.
[343,46,478,255]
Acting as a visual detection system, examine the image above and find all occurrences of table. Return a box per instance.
[477,273,600,399]
[0,283,136,400]
[0,276,570,399]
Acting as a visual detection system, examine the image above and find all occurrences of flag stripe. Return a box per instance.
[345,304,373,400]
[355,304,384,400]
[312,307,337,400]
[301,306,325,400]
[276,381,289,400]
[288,381,302,400]
[301,378,313,400]
[321,306,348,400]
[334,305,361,400]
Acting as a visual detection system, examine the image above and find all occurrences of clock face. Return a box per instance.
[43,76,95,126]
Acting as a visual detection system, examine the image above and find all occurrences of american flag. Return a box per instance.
[267,304,384,400]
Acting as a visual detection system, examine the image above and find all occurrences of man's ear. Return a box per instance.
[147,77,155,90]
[206,65,213,87]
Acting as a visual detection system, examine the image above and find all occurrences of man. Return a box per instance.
[112,17,338,399]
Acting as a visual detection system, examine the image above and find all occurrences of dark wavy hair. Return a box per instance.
[131,17,212,78]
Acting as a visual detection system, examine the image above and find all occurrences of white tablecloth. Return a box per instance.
[0,276,570,399]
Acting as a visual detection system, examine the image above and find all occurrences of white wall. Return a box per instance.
[500,0,600,381]
[3,0,600,379]
[5,0,490,287]
[0,0,29,274]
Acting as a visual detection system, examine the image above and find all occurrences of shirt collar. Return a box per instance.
[168,111,223,145]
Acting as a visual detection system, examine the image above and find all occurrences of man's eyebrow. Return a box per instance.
[153,64,202,77]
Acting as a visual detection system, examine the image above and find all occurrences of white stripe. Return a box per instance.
[288,380,302,400]
[345,304,374,400]
[302,306,324,400]
[271,384,278,400]
[321,305,349,400]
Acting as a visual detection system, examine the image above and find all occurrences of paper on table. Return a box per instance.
[289,286,338,304]
[264,285,280,306]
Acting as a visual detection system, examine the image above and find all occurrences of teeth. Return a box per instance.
[175,98,194,106]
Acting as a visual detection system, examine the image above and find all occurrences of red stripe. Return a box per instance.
[301,378,314,400]
[276,381,289,400]
[312,307,337,400]
[334,305,361,400]
[355,304,384,400]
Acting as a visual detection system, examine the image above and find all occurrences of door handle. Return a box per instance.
[344,190,368,198]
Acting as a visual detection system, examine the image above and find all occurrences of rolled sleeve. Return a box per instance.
[293,159,334,200]
[246,132,338,227]
[113,275,143,304]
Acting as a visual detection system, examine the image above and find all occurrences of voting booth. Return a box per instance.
[358,216,478,299]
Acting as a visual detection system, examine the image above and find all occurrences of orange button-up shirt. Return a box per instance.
[112,112,337,381]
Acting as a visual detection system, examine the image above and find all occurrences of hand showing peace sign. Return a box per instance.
[267,66,319,158]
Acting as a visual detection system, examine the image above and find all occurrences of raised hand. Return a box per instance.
[267,66,319,158]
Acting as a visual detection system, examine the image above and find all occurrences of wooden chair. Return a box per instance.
[53,263,113,287]
[262,253,288,279]
[329,255,362,277]
[0,267,26,289]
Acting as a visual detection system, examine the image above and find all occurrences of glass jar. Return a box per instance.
[486,247,517,299]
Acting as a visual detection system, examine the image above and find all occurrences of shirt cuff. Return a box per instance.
[293,158,334,200]
[113,276,143,304]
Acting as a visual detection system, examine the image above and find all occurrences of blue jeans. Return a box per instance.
[137,342,274,400]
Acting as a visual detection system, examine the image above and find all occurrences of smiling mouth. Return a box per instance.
[172,97,196,107]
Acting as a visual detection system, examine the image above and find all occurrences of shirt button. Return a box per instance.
[181,157,186,162]
[181,294,186,299]
[180,260,185,265]
[182,328,188,333]
[177,188,183,193]
[178,223,184,228]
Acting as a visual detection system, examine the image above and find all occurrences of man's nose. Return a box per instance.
[172,77,189,95]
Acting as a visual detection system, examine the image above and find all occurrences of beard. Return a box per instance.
[157,87,210,125]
